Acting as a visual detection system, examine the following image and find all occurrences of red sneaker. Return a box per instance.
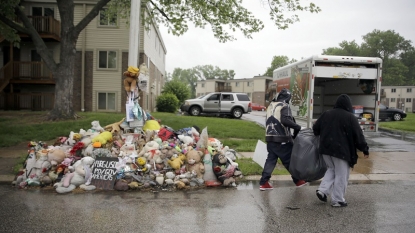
[259,181,273,191]
[295,180,308,187]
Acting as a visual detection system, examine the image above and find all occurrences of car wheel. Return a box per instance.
[393,113,402,121]
[232,108,243,119]
[189,106,201,116]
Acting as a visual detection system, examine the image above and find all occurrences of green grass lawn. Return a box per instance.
[379,112,415,132]
[3,111,413,177]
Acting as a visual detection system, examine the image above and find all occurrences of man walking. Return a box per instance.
[259,88,307,190]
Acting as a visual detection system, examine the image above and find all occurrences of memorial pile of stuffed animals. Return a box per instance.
[13,115,242,193]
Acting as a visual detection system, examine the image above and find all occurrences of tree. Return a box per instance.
[0,0,112,120]
[194,65,235,80]
[171,68,200,98]
[400,50,415,85]
[1,0,320,120]
[321,29,415,85]
[360,29,413,61]
[110,0,320,42]
[322,40,362,56]
[263,56,297,77]
[161,80,190,104]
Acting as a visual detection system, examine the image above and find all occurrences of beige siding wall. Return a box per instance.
[195,77,271,104]
[382,86,415,112]
[143,13,166,77]
[74,3,130,111]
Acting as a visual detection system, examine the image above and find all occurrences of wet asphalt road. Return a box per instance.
[1,180,415,233]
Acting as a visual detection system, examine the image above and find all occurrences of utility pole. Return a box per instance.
[128,0,141,67]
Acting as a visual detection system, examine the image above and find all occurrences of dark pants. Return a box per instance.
[259,141,299,185]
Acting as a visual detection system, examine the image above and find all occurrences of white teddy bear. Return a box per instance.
[54,156,96,193]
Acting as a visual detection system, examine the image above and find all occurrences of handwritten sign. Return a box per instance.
[90,157,118,190]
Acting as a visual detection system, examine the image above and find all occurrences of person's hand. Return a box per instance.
[363,150,369,158]
[293,130,299,139]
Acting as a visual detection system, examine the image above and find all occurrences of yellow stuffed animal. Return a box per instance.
[167,156,184,170]
[91,131,113,145]
[123,66,139,92]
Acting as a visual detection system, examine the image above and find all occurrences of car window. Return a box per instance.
[221,94,233,101]
[207,94,220,101]
[236,94,250,101]
[379,104,387,110]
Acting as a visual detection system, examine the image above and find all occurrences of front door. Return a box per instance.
[204,93,220,113]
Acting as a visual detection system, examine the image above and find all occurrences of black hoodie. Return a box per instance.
[312,94,368,167]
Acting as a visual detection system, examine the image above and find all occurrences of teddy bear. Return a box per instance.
[185,149,205,181]
[178,134,194,147]
[212,152,239,186]
[90,120,104,133]
[54,156,96,193]
[32,149,52,179]
[138,140,160,158]
[123,66,139,92]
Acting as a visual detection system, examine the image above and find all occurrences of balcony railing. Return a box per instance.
[0,61,54,92]
[216,86,232,92]
[15,16,61,41]
[0,92,54,111]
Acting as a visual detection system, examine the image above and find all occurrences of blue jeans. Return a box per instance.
[259,141,299,185]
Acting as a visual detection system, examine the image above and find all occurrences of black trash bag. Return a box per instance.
[289,128,327,182]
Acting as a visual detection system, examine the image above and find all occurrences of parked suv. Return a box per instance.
[180,92,252,119]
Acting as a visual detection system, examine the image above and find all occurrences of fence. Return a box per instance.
[0,93,54,111]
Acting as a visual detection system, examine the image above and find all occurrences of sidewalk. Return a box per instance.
[237,151,415,182]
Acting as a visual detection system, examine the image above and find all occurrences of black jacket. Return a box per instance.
[312,94,368,167]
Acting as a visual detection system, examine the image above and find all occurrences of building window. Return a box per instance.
[98,50,117,69]
[98,92,116,110]
[201,83,205,88]
[99,8,117,26]
[32,7,55,17]
[407,88,412,93]
[406,98,411,103]
[236,82,239,87]
[391,88,396,93]
[391,98,396,102]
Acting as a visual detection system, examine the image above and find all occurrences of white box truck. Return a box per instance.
[271,55,382,132]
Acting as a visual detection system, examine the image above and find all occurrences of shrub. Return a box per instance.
[161,80,190,104]
[156,93,180,113]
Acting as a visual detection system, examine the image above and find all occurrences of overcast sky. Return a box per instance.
[159,0,415,79]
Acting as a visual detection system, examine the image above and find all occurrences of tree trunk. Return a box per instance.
[47,27,77,121]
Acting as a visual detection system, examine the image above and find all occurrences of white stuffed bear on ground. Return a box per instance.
[54,156,96,193]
